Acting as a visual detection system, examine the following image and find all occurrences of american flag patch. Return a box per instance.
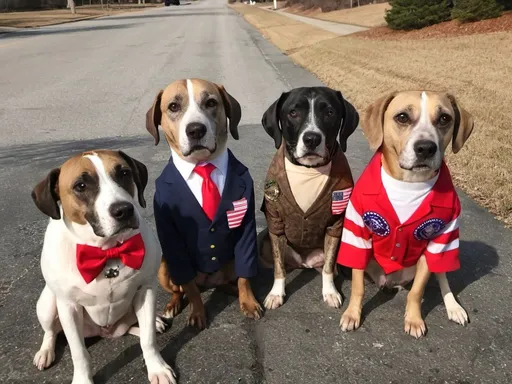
[331,188,352,215]
[227,198,248,229]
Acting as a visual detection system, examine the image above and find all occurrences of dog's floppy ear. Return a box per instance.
[216,84,242,140]
[31,168,61,220]
[261,92,290,149]
[146,90,163,146]
[337,92,360,153]
[362,91,397,151]
[447,94,474,154]
[118,151,148,208]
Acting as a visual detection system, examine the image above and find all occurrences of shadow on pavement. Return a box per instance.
[93,10,233,22]
[0,23,137,39]
[422,240,499,318]
[92,289,235,382]
[333,240,499,327]
[0,135,151,167]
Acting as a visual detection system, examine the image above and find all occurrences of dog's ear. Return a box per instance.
[31,168,61,220]
[261,92,290,149]
[447,94,474,154]
[362,91,397,151]
[118,151,148,208]
[146,90,163,146]
[337,92,360,153]
[216,84,242,140]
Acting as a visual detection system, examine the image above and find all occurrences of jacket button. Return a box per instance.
[210,228,215,232]
[210,244,215,249]
[395,243,401,248]
[391,256,397,261]
[211,257,217,261]
[398,228,403,232]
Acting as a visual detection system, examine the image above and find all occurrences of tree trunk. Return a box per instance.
[67,0,76,13]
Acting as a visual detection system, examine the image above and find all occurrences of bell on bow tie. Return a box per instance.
[76,233,145,284]
[104,268,120,279]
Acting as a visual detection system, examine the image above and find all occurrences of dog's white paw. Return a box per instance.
[264,278,285,310]
[33,348,55,371]
[322,273,342,308]
[156,316,168,334]
[264,293,284,309]
[323,291,343,308]
[445,296,468,326]
[147,356,177,384]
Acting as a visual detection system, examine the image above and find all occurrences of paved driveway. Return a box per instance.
[0,1,510,383]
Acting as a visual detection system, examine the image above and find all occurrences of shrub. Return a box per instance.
[452,0,503,22]
[385,0,452,30]
[497,0,512,11]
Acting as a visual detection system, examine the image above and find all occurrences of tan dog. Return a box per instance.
[338,91,474,338]
[147,79,262,329]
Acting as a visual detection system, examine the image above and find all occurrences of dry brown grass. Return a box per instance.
[233,3,512,226]
[231,4,336,53]
[283,2,389,27]
[0,4,161,28]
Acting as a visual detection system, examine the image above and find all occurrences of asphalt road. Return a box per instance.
[0,1,511,383]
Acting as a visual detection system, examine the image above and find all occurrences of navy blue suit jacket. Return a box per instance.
[154,150,258,285]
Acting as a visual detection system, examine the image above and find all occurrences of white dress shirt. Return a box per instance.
[171,148,229,207]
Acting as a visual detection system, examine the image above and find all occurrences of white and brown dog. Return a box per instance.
[146,79,262,329]
[338,91,474,338]
[31,150,176,384]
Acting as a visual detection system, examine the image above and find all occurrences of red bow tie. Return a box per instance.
[76,233,145,284]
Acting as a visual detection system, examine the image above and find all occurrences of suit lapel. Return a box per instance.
[164,158,212,226]
[212,151,246,226]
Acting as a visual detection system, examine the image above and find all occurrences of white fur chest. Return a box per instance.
[40,217,161,327]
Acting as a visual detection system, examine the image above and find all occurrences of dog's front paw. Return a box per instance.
[445,296,469,326]
[404,313,427,339]
[33,348,55,370]
[340,307,361,332]
[264,293,284,310]
[240,297,263,320]
[323,291,343,308]
[156,315,169,334]
[187,307,206,330]
[322,274,343,308]
[264,278,285,310]
[162,296,183,320]
[147,356,177,384]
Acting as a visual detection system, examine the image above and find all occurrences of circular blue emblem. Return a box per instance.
[362,211,390,237]
[414,218,446,240]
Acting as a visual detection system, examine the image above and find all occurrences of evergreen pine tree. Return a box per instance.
[385,0,452,30]
[452,0,503,22]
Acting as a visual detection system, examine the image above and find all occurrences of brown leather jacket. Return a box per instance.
[261,143,354,250]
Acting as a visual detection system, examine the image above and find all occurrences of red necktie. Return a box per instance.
[194,163,221,221]
[76,233,145,284]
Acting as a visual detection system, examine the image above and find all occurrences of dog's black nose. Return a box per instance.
[414,140,437,160]
[109,202,134,221]
[302,131,322,149]
[186,123,207,141]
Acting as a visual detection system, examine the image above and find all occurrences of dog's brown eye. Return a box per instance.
[169,102,180,113]
[326,108,335,117]
[395,113,410,124]
[120,169,131,178]
[289,109,298,118]
[438,114,452,126]
[205,99,217,108]
[73,182,86,193]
